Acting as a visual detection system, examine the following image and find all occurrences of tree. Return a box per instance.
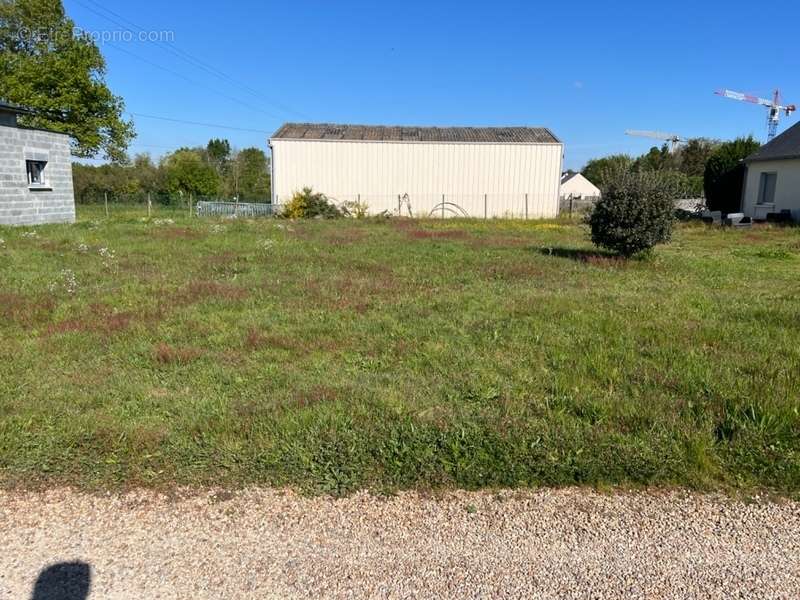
[581,154,633,186]
[589,167,686,257]
[131,153,163,194]
[72,160,141,201]
[206,138,231,176]
[633,145,671,172]
[162,149,220,198]
[703,136,761,214]
[677,138,720,178]
[233,148,270,200]
[0,0,134,162]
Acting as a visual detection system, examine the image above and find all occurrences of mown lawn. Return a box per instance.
[1,206,799,494]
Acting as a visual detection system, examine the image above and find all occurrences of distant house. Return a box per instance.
[742,122,800,221]
[560,171,600,200]
[269,123,564,218]
[0,100,75,226]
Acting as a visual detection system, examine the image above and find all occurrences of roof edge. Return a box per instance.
[269,137,564,146]
[270,122,562,144]
[0,99,35,115]
[745,153,800,163]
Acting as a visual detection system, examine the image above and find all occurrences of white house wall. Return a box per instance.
[271,140,563,218]
[560,175,600,199]
[743,159,800,221]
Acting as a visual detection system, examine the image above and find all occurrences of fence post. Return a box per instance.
[188,193,193,218]
[484,194,487,219]
[147,192,152,218]
[525,193,529,220]
[569,196,573,218]
[104,192,109,218]
[442,194,445,219]
[397,194,401,215]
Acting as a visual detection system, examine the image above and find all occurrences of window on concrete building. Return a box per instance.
[757,172,777,205]
[26,160,47,187]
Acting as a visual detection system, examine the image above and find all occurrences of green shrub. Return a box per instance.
[341,199,370,219]
[589,167,684,257]
[703,136,761,214]
[282,187,343,219]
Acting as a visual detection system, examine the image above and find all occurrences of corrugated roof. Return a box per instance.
[746,122,800,162]
[271,123,560,144]
[0,99,33,114]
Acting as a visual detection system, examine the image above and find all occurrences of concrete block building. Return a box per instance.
[0,100,75,226]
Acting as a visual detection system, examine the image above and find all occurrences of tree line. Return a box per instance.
[72,139,271,204]
[580,136,761,213]
[579,138,722,199]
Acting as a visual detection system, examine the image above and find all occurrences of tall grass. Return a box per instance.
[0,207,798,494]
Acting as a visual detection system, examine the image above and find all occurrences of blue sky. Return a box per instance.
[65,0,798,169]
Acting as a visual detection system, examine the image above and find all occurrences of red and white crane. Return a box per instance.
[715,88,796,140]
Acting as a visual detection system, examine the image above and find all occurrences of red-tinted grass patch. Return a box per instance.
[173,280,249,306]
[44,303,134,337]
[153,343,203,365]
[153,227,206,240]
[1,292,56,328]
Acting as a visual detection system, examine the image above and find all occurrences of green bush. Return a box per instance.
[704,136,761,214]
[589,167,684,257]
[341,199,370,219]
[282,187,343,219]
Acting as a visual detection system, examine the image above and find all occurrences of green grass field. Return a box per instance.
[1,205,799,495]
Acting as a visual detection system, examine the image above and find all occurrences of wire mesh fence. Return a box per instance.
[559,196,600,216]
[75,193,274,220]
[195,201,281,217]
[79,192,566,220]
[294,193,563,220]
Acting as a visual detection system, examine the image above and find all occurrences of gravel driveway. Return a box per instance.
[2,487,798,599]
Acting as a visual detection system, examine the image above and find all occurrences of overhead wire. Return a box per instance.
[71,0,306,120]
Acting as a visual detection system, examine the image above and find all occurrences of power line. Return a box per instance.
[71,0,306,119]
[104,41,284,120]
[129,112,273,134]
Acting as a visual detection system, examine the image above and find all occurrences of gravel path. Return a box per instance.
[2,487,798,599]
